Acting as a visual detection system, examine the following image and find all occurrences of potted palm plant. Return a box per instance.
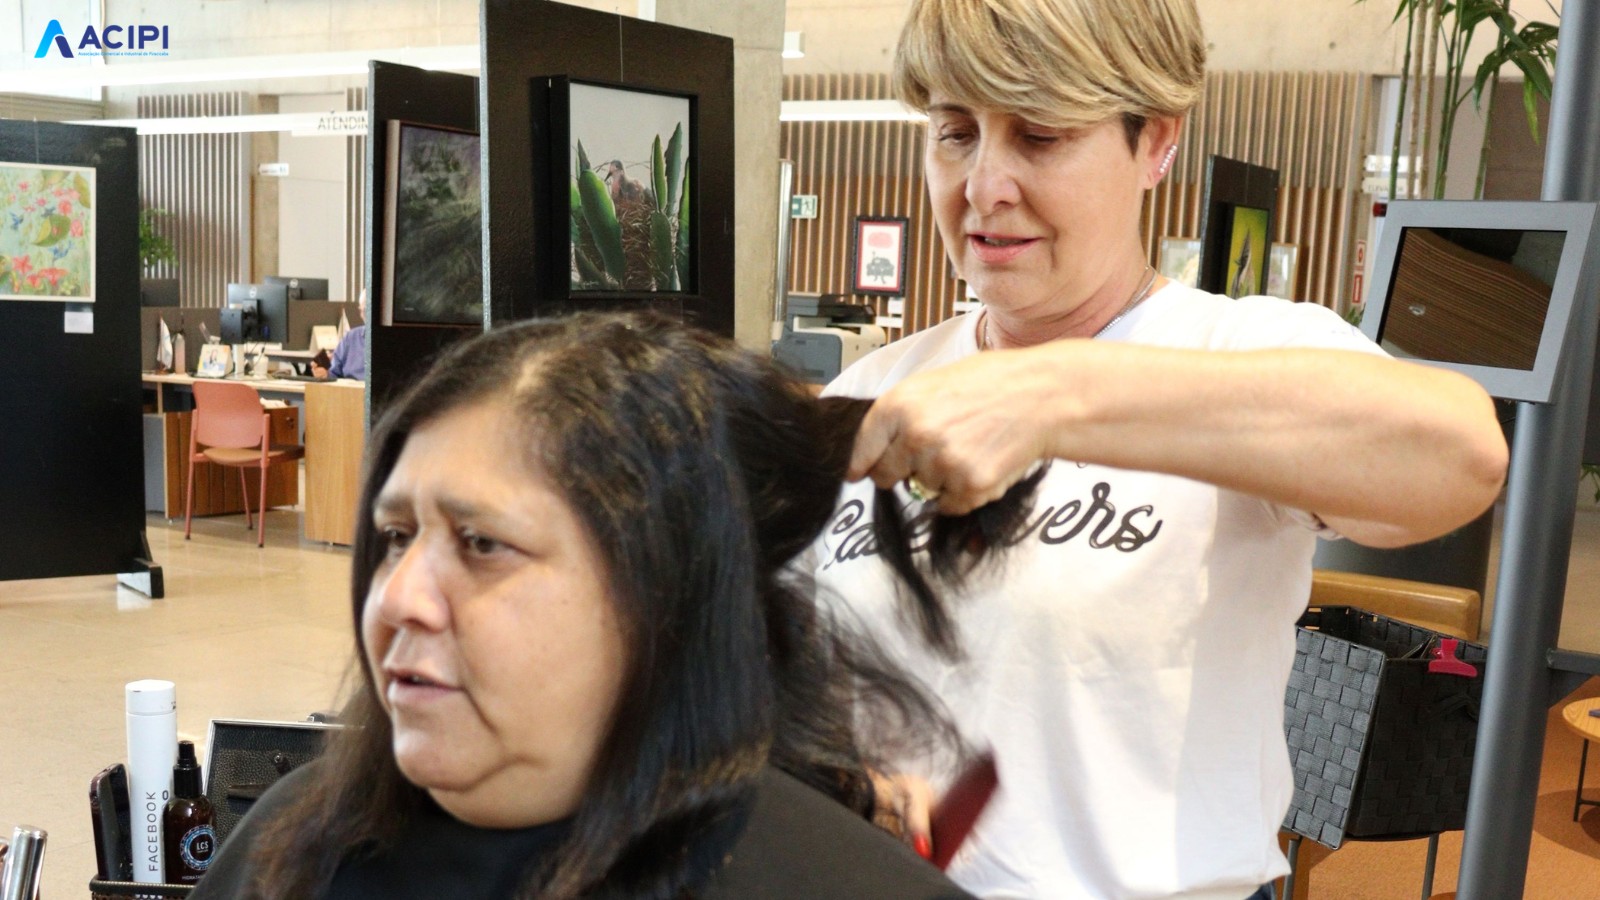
[139,207,177,270]
[1322,1,1558,600]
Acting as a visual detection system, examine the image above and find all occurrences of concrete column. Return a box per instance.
[654,0,784,351]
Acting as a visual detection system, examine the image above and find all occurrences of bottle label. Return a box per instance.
[179,824,216,872]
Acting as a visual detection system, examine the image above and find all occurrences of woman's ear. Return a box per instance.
[1144,116,1185,189]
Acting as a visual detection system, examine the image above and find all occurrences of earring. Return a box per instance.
[1158,145,1178,178]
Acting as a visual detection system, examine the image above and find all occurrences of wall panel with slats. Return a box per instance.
[1145,72,1371,311]
[781,71,1372,342]
[0,94,103,121]
[137,92,251,308]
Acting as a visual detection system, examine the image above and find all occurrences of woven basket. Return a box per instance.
[1281,605,1486,848]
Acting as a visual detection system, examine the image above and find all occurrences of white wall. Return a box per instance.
[780,0,1563,77]
[96,0,478,114]
[0,0,102,100]
[275,91,348,299]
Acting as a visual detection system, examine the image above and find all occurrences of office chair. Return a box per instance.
[184,381,305,547]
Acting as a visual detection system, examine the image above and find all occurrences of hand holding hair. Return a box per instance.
[849,345,1065,516]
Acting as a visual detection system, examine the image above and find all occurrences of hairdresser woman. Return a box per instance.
[809,0,1509,898]
[192,315,972,900]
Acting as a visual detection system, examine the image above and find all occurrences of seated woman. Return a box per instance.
[193,312,1003,900]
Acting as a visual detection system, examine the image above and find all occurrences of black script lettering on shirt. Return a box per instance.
[1030,482,1162,549]
[822,480,1162,570]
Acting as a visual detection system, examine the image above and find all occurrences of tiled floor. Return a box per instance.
[0,507,355,899]
[4,504,1600,898]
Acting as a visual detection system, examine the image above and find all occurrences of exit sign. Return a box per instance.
[790,194,818,219]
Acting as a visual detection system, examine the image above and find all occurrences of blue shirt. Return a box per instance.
[329,325,366,380]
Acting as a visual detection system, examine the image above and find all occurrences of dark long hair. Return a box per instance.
[247,312,1038,898]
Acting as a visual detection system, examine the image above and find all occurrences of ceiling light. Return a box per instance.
[0,45,478,93]
[68,110,368,136]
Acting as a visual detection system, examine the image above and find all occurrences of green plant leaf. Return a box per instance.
[1583,464,1600,504]
[573,245,612,289]
[577,168,624,280]
[675,167,691,284]
[649,209,675,290]
[576,140,592,179]
[570,181,583,243]
[72,174,91,208]
[651,135,667,214]
[1523,79,1543,145]
[664,124,684,219]
[32,214,71,247]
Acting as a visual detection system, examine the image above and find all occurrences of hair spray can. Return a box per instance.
[125,680,177,883]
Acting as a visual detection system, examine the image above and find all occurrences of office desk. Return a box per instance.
[143,372,329,413]
[142,374,365,544]
[304,381,365,545]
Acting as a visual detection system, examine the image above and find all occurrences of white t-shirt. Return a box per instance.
[811,284,1384,899]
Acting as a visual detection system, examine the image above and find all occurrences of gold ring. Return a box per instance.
[906,476,940,503]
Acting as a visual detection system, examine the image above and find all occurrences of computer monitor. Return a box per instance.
[1361,200,1599,404]
[226,282,289,345]
[263,275,329,301]
[140,278,181,307]
[220,301,259,345]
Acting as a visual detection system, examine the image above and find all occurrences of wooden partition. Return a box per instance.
[304,383,364,545]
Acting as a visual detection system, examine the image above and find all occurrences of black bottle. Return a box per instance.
[162,741,216,884]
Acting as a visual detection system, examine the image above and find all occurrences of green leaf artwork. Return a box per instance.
[567,83,691,293]
[0,162,95,301]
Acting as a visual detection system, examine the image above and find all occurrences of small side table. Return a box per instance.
[1561,697,1600,821]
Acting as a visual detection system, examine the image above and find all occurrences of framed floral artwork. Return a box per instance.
[0,162,94,302]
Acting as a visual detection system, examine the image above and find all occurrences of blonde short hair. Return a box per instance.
[894,0,1206,134]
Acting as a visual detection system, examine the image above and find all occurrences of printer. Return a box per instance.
[771,293,887,385]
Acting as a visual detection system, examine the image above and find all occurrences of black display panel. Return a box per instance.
[1362,201,1597,403]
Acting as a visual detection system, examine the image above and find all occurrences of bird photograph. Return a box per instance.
[567,83,691,293]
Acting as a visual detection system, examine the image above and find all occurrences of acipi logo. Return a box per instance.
[34,19,170,59]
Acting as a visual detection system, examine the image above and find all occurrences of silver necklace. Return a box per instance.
[982,264,1158,350]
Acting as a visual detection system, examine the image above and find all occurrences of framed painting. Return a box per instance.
[1225,205,1270,298]
[482,2,735,333]
[1196,155,1278,296]
[1267,242,1300,300]
[0,162,94,302]
[381,120,483,327]
[565,80,692,293]
[850,215,910,297]
[527,76,700,306]
[1157,236,1201,288]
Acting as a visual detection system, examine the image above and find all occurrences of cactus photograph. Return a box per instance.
[567,82,691,293]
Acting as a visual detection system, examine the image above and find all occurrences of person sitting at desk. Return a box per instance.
[312,324,366,380]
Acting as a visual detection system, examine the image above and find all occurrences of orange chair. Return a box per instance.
[184,381,305,547]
